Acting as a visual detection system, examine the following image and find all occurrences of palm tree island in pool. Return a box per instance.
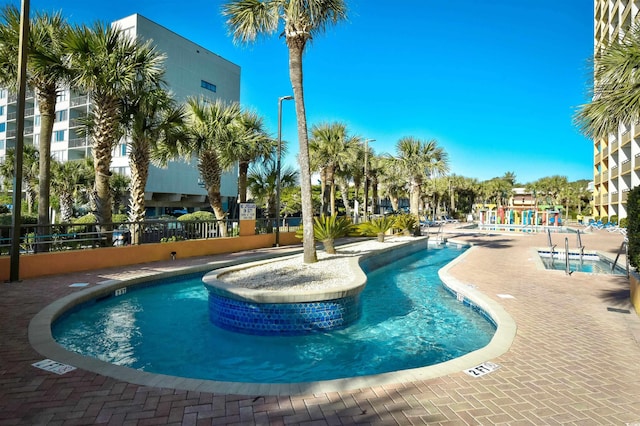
[222,0,348,264]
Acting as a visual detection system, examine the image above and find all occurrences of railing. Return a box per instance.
[68,137,89,148]
[0,217,301,256]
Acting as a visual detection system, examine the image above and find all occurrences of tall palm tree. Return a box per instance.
[154,97,240,235]
[0,6,71,237]
[575,23,640,140]
[395,137,449,216]
[228,109,275,204]
[247,159,298,219]
[0,145,39,215]
[309,122,356,216]
[122,83,185,233]
[378,156,407,213]
[50,157,94,222]
[223,0,348,263]
[65,22,165,239]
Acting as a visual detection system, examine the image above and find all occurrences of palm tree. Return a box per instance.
[395,137,449,216]
[110,172,131,215]
[228,109,275,204]
[65,21,165,239]
[378,155,407,213]
[222,0,348,264]
[0,145,39,215]
[575,23,640,140]
[122,83,185,232]
[0,6,71,236]
[309,122,357,216]
[154,97,239,235]
[247,160,299,219]
[50,157,94,222]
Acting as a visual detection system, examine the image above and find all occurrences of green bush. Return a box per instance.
[626,187,640,269]
[620,217,628,228]
[601,215,609,224]
[295,215,353,254]
[359,216,395,242]
[610,215,618,225]
[393,214,418,236]
[178,211,216,221]
[112,213,128,224]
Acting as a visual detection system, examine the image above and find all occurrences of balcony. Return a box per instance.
[610,166,618,178]
[610,139,619,153]
[595,152,602,163]
[68,137,89,148]
[69,116,88,128]
[622,159,632,174]
[70,96,89,107]
[622,130,632,147]
[611,192,619,203]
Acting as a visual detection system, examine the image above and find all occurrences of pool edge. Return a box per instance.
[28,237,518,396]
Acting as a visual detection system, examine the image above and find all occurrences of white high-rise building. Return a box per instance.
[0,14,241,216]
[592,1,640,220]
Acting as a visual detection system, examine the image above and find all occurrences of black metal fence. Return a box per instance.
[0,217,301,256]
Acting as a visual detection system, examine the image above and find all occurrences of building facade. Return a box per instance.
[592,1,640,220]
[0,14,241,217]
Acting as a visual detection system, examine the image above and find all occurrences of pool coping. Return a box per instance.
[29,238,517,396]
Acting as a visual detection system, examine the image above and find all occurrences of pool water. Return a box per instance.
[538,251,627,275]
[52,244,496,383]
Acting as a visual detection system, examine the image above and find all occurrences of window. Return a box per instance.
[0,123,5,133]
[34,115,40,126]
[0,105,4,116]
[56,91,67,102]
[201,80,217,93]
[55,110,67,122]
[0,89,6,98]
[53,130,65,142]
[0,139,4,150]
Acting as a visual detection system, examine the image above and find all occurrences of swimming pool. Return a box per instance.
[51,243,496,384]
[537,250,628,275]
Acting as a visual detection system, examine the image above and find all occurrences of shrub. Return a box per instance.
[393,214,418,236]
[178,211,216,221]
[112,213,128,224]
[312,215,353,254]
[620,217,628,228]
[601,215,608,224]
[626,187,640,269]
[359,216,395,242]
[610,215,618,225]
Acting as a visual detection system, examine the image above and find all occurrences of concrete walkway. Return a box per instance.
[2,226,640,425]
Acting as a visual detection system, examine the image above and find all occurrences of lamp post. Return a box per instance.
[275,95,293,247]
[363,139,375,222]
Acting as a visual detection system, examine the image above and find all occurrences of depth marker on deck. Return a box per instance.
[32,359,76,375]
[464,362,500,377]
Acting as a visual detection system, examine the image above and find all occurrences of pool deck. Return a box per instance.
[2,225,640,425]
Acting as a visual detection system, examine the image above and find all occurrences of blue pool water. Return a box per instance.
[52,244,496,383]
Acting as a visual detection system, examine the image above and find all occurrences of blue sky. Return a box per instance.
[18,0,595,184]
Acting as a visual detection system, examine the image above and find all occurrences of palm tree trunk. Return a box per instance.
[327,164,335,216]
[129,139,149,245]
[339,178,351,217]
[288,40,316,263]
[238,160,249,203]
[201,151,228,237]
[91,95,120,242]
[37,88,56,252]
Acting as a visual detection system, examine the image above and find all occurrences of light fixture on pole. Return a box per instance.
[363,139,375,222]
[275,95,293,247]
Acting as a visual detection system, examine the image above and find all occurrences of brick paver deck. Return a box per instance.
[1,226,640,425]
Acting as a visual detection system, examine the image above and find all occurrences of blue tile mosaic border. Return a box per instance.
[208,293,361,336]
[442,285,497,328]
